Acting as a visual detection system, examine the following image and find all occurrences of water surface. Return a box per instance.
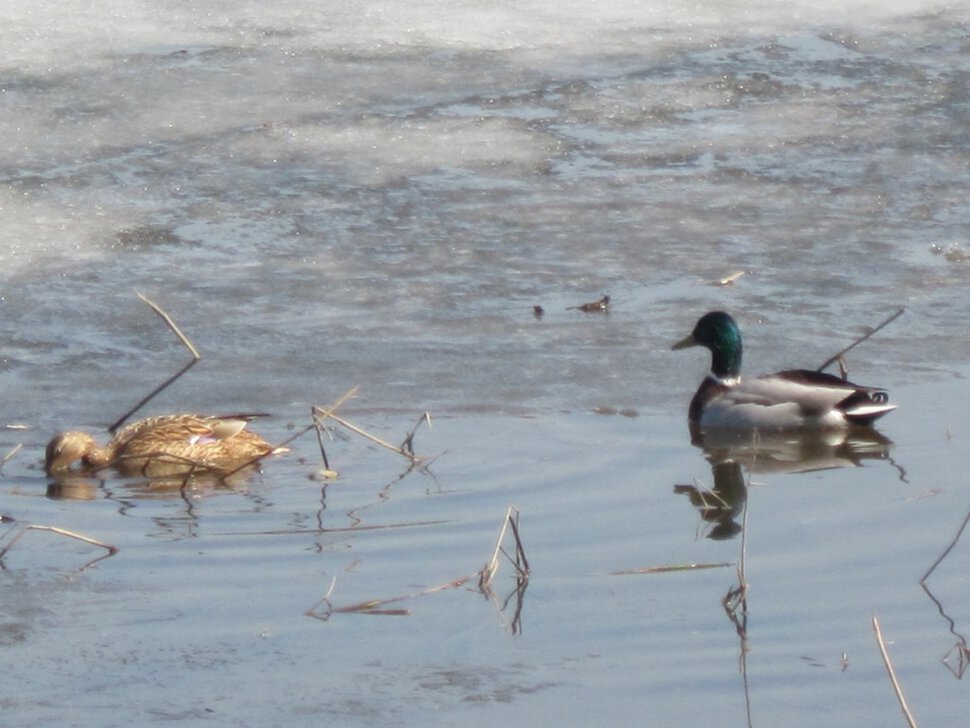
[1,1,969,725]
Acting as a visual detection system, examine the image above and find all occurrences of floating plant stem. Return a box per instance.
[0,523,118,572]
[611,562,732,575]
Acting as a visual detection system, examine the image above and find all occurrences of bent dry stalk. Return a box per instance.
[109,291,202,434]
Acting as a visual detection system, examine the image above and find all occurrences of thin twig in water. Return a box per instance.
[134,290,201,359]
[479,506,528,590]
[306,576,472,620]
[310,387,359,470]
[0,443,22,471]
[109,292,202,433]
[872,615,919,728]
[474,512,532,633]
[400,412,431,457]
[313,406,424,463]
[109,360,197,435]
[507,508,529,575]
[212,518,451,538]
[0,524,118,572]
[816,308,904,374]
[611,562,732,575]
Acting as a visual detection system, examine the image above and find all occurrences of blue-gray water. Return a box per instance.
[2,2,970,725]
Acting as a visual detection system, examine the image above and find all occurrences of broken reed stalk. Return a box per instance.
[0,524,118,561]
[313,404,424,464]
[479,506,528,590]
[108,360,197,435]
[134,290,201,359]
[311,386,359,469]
[0,443,22,470]
[816,308,904,374]
[306,575,472,620]
[109,291,202,433]
[305,509,526,623]
[611,562,732,575]
[872,615,919,728]
[400,412,432,457]
[506,507,529,575]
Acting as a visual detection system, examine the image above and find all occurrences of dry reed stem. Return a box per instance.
[400,412,432,456]
[507,508,529,574]
[305,510,526,626]
[611,562,732,575]
[0,443,22,470]
[0,524,118,566]
[306,575,472,620]
[872,615,919,728]
[479,506,528,590]
[211,518,450,538]
[109,291,202,433]
[310,386,359,470]
[134,290,201,359]
[313,404,424,463]
[816,308,904,374]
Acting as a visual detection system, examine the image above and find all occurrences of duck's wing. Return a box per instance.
[740,369,895,425]
[109,414,276,475]
[111,415,260,454]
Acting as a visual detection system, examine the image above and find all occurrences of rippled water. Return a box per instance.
[2,1,970,725]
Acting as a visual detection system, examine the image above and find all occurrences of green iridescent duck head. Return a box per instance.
[672,311,743,379]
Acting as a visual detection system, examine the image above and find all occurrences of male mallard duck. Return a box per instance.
[45,414,282,477]
[672,311,896,432]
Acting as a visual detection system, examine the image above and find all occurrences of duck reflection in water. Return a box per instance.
[675,459,747,540]
[677,427,894,540]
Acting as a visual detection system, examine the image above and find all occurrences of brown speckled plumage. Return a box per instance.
[45,414,279,477]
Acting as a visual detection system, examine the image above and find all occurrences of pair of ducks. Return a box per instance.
[44,311,895,476]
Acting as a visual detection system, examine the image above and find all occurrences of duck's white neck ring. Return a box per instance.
[708,373,741,387]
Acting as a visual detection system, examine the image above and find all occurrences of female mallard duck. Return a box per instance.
[45,414,282,477]
[672,311,896,432]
